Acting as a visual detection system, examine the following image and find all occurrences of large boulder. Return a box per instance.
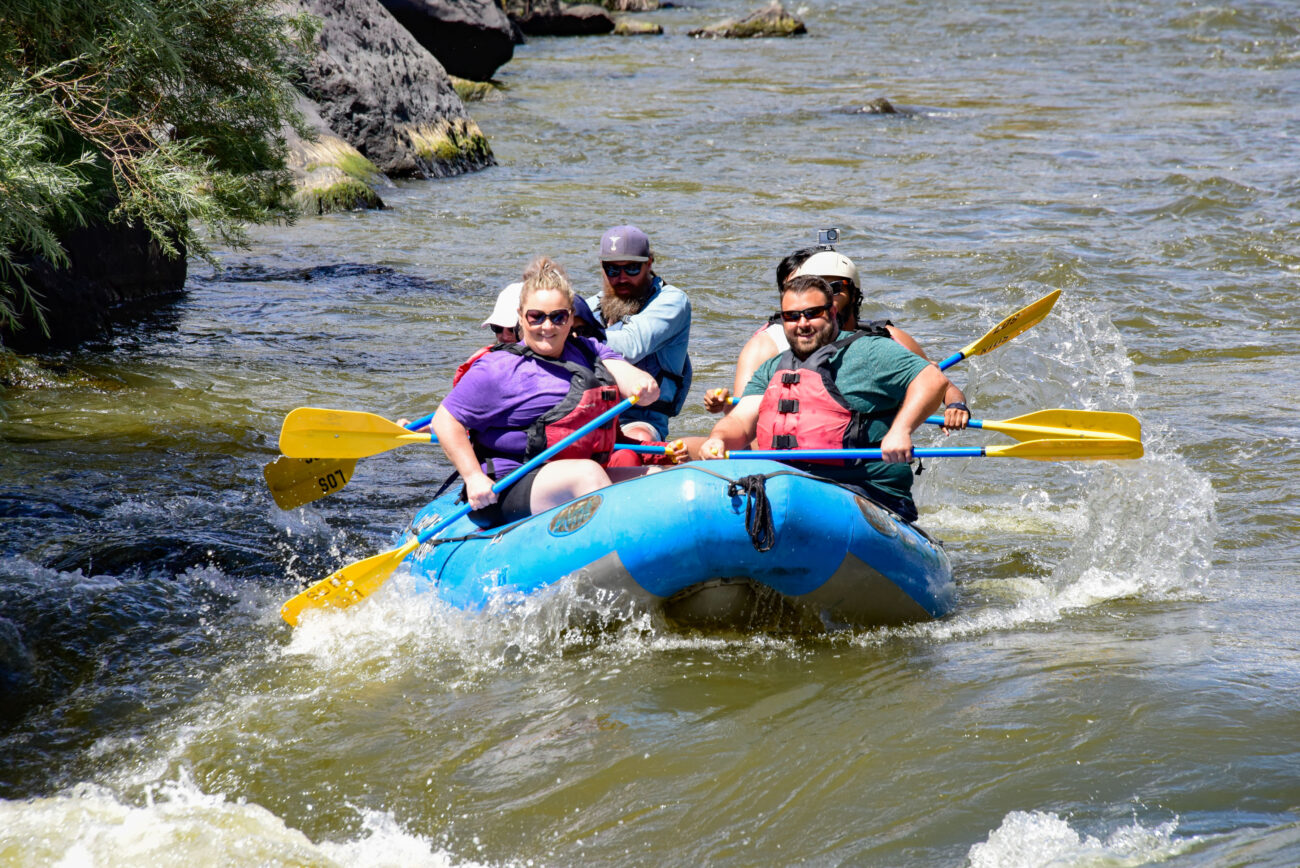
[0,221,187,352]
[377,0,514,82]
[297,0,496,178]
[286,95,391,214]
[504,0,615,36]
[689,0,805,38]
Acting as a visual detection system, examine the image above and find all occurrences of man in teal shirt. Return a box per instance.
[699,275,953,520]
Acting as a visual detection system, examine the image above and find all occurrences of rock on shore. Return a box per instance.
[297,0,496,178]
[285,96,392,214]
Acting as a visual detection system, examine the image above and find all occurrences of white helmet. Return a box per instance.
[791,251,859,290]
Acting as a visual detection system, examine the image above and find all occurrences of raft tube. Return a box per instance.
[401,459,954,632]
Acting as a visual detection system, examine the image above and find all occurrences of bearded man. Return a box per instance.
[587,225,693,443]
[699,275,952,522]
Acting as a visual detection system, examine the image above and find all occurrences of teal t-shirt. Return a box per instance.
[742,330,932,504]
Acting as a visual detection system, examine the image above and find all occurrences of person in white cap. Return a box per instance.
[704,247,969,433]
[481,281,523,344]
[586,224,693,446]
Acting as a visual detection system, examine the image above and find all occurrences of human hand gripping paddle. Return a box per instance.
[279,396,638,626]
[708,289,1064,408]
[262,412,434,510]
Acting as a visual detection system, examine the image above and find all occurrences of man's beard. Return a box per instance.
[789,321,837,360]
[599,285,648,324]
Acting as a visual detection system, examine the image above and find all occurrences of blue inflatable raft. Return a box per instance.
[400,458,955,632]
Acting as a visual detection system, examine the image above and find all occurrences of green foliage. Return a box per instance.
[0,0,318,333]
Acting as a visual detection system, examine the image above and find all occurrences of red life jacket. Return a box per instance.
[480,340,621,463]
[754,327,892,467]
[452,345,493,386]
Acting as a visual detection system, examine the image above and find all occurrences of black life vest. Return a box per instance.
[478,340,621,464]
[754,325,894,469]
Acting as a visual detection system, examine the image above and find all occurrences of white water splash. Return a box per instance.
[967,810,1192,867]
[0,772,488,868]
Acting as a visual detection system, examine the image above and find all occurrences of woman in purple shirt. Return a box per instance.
[432,256,660,527]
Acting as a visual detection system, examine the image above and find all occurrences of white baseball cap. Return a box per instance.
[792,251,859,289]
[482,282,523,329]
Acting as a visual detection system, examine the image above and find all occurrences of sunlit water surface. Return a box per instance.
[2,0,1298,865]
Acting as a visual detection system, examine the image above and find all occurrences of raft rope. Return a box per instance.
[725,474,776,553]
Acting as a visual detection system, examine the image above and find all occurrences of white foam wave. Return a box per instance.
[281,563,814,687]
[967,810,1192,867]
[0,773,488,868]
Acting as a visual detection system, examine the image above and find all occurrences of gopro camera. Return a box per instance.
[817,227,839,248]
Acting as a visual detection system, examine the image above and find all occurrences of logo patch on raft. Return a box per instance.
[855,497,899,537]
[550,495,602,536]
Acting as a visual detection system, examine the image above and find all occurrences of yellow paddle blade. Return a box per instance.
[280,538,420,626]
[959,289,1062,360]
[279,407,431,459]
[262,456,357,510]
[986,437,1143,461]
[986,408,1142,443]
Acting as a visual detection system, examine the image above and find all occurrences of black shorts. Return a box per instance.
[466,465,544,528]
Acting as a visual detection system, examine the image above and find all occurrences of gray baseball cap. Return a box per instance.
[599,225,651,262]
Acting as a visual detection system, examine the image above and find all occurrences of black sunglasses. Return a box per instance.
[524,308,571,327]
[490,324,516,336]
[602,262,644,278]
[779,304,833,323]
[825,278,856,296]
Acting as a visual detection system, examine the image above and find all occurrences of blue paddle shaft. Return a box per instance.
[925,414,984,429]
[615,443,667,454]
[937,351,965,371]
[406,413,435,431]
[739,447,988,460]
[414,397,635,546]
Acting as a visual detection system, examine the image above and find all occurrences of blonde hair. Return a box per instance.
[519,256,575,310]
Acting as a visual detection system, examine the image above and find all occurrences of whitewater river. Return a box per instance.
[2,0,1297,864]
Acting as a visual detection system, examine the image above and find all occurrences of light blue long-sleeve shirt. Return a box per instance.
[588,276,692,439]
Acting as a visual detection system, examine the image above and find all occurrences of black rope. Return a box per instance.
[726,474,776,552]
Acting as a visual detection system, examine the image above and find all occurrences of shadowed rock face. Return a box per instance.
[0,221,187,352]
[688,0,805,38]
[503,0,615,36]
[297,0,495,178]
[377,0,515,81]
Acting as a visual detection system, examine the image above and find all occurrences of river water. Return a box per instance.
[2,0,1298,864]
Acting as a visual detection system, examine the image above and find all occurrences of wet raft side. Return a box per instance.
[402,459,954,631]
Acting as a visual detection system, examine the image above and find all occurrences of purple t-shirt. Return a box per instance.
[441,336,623,476]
